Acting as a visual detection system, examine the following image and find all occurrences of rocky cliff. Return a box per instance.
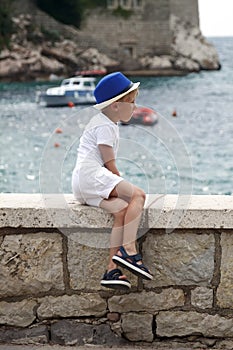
[0,1,220,81]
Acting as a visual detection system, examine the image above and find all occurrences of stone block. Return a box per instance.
[191,287,213,308]
[0,194,112,228]
[217,232,233,308]
[142,231,215,287]
[107,312,120,322]
[67,232,137,290]
[50,320,93,346]
[50,320,126,346]
[108,289,184,313]
[157,311,233,337]
[121,312,153,342]
[0,232,64,297]
[147,194,233,229]
[67,235,108,290]
[0,325,49,344]
[0,193,146,229]
[0,299,37,327]
[37,294,107,319]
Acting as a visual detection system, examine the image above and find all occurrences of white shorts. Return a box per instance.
[72,166,124,207]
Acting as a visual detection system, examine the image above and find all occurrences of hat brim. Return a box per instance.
[93,82,140,110]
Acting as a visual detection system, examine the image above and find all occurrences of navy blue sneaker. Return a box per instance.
[101,268,131,290]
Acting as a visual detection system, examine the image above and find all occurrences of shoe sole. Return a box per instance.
[112,255,153,280]
[101,279,131,290]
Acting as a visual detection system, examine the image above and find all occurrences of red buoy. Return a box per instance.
[68,101,75,108]
[172,109,177,117]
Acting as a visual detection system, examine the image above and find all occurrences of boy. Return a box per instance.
[72,72,153,290]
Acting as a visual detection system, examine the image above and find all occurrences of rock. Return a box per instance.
[142,232,215,288]
[37,294,107,319]
[173,56,200,72]
[171,15,220,70]
[140,55,173,70]
[50,320,94,346]
[41,40,81,67]
[217,233,233,308]
[107,312,121,322]
[157,311,233,338]
[0,232,64,297]
[0,325,49,345]
[108,289,185,313]
[0,58,23,77]
[121,312,154,342]
[0,10,221,80]
[78,47,119,71]
[191,287,213,309]
[0,299,37,327]
[35,55,64,73]
[0,14,119,80]
[50,320,126,346]
[67,232,138,290]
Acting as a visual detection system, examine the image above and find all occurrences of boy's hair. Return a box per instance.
[102,89,138,112]
[117,89,139,102]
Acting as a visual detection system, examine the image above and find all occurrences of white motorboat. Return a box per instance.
[36,76,96,107]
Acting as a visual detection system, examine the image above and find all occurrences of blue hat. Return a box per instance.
[94,72,140,110]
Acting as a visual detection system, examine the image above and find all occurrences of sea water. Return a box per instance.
[1,37,233,196]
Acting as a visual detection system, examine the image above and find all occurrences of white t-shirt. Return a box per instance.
[75,112,119,168]
[72,112,123,207]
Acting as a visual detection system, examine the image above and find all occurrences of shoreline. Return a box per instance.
[0,69,190,83]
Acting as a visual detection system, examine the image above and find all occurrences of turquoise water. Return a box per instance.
[1,37,233,195]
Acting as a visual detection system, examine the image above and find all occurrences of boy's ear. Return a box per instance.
[111,102,119,111]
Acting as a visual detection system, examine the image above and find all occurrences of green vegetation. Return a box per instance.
[0,0,133,50]
[0,0,14,50]
[40,26,61,43]
[112,5,133,19]
[36,0,105,28]
[0,0,106,49]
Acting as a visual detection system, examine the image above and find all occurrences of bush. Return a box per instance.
[41,26,61,43]
[36,0,105,28]
[0,0,14,50]
[112,5,133,19]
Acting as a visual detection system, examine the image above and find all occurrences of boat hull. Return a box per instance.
[39,92,95,107]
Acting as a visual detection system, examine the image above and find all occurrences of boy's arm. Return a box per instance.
[98,144,120,176]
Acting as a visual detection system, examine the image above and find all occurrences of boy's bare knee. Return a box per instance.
[133,187,146,204]
[109,198,128,217]
[113,199,128,215]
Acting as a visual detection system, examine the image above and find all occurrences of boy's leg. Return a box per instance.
[100,197,128,273]
[100,183,152,282]
[109,180,146,255]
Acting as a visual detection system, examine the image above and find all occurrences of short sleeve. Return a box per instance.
[95,125,116,147]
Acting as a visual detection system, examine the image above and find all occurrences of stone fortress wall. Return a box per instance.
[81,0,200,59]
[1,193,233,348]
[4,0,218,80]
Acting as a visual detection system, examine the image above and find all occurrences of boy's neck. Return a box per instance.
[102,110,119,124]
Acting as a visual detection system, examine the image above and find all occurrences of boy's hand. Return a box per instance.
[98,144,120,176]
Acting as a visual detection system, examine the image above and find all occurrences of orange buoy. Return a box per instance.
[68,101,75,108]
[172,109,177,117]
[55,128,63,134]
[54,142,60,148]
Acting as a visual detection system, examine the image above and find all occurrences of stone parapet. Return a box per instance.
[1,193,233,348]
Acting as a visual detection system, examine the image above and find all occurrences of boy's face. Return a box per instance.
[117,91,137,123]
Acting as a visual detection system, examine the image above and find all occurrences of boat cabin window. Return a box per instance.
[84,81,93,87]
[73,81,81,85]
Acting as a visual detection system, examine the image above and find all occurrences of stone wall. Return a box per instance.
[82,0,172,59]
[1,194,233,348]
[81,0,200,60]
[170,0,199,27]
